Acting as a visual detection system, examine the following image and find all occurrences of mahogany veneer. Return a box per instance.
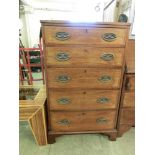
[41,20,130,143]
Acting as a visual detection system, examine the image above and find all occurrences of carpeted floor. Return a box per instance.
[19,121,135,155]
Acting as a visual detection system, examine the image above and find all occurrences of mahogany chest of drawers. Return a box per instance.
[41,20,130,143]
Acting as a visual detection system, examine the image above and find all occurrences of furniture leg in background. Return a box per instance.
[19,85,47,145]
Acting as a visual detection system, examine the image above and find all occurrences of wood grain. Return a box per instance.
[19,106,39,120]
[41,21,130,142]
[122,92,135,108]
[29,107,47,145]
[117,73,135,137]
[41,20,130,27]
[47,68,122,89]
[51,110,116,132]
[45,47,124,67]
[120,109,135,124]
[19,85,47,145]
[49,89,119,110]
[44,26,126,46]
[125,39,135,73]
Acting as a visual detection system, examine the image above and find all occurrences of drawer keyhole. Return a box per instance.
[84,49,88,53]
[83,92,86,94]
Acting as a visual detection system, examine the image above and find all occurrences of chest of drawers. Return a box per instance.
[41,20,130,143]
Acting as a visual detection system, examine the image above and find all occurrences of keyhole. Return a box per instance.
[84,49,88,53]
[83,91,86,94]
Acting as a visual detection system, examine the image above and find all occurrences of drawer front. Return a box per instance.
[51,110,116,132]
[120,109,135,124]
[125,74,135,90]
[43,26,126,46]
[47,68,122,89]
[123,92,135,108]
[49,90,119,110]
[45,47,124,67]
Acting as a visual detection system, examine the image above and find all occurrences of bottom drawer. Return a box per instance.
[51,110,116,132]
[120,109,135,124]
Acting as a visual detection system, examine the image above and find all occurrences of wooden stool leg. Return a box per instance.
[29,107,47,145]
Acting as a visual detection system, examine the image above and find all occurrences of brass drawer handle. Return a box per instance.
[100,53,114,61]
[56,75,71,83]
[97,97,110,104]
[96,117,107,124]
[98,75,112,82]
[57,98,71,104]
[56,52,70,61]
[102,33,117,42]
[55,32,70,41]
[57,119,71,125]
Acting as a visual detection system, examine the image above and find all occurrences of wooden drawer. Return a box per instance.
[47,68,122,89]
[51,110,116,132]
[124,74,135,90]
[120,109,135,124]
[43,26,126,46]
[49,90,119,110]
[123,92,135,108]
[45,47,124,67]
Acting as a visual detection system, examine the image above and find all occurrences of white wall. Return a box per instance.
[19,12,29,47]
[19,0,117,47]
[104,0,117,22]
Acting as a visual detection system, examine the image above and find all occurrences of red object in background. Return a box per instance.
[19,39,45,85]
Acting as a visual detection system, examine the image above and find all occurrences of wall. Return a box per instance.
[19,0,118,47]
[19,12,29,47]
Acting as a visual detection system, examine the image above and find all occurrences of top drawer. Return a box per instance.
[43,26,126,46]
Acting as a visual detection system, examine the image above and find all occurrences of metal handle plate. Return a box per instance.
[57,119,71,125]
[57,98,71,104]
[98,75,112,82]
[100,53,114,61]
[102,33,117,42]
[56,75,71,83]
[55,32,70,41]
[96,117,107,124]
[56,52,70,61]
[97,97,110,104]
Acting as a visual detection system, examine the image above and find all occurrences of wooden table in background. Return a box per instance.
[19,85,47,146]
